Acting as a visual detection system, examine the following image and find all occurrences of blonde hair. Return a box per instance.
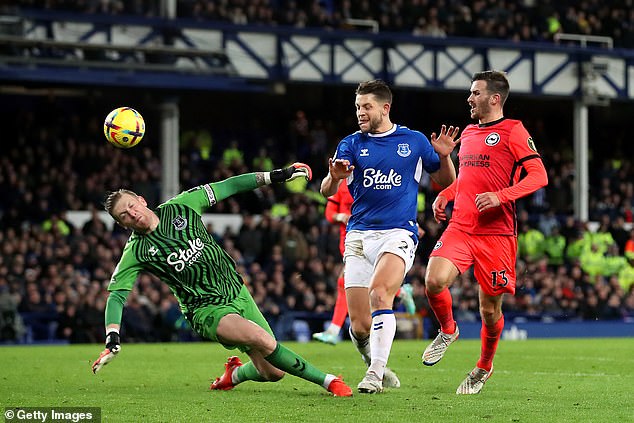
[103,189,138,222]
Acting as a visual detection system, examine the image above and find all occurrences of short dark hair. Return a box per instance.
[356,79,392,104]
[103,189,138,222]
[472,70,510,105]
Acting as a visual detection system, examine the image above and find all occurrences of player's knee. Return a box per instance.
[479,306,501,324]
[368,287,392,309]
[246,328,277,352]
[424,273,449,294]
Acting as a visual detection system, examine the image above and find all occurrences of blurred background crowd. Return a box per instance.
[1,93,633,345]
[1,0,633,344]
[7,0,634,48]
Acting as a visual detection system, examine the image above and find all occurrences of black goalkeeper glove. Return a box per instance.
[269,162,312,184]
[92,331,121,374]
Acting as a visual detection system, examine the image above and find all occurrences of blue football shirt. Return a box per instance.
[335,124,440,238]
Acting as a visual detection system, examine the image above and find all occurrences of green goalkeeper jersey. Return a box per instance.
[108,175,257,315]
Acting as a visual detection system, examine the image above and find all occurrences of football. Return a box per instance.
[103,107,145,148]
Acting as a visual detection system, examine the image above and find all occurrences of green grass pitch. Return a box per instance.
[1,338,632,422]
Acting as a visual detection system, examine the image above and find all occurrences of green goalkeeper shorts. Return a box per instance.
[189,284,275,353]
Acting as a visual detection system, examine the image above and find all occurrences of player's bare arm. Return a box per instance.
[321,158,354,197]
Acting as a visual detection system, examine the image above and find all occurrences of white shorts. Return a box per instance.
[343,229,417,289]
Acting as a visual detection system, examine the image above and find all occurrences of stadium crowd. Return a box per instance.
[8,0,634,48]
[1,0,633,344]
[1,93,633,345]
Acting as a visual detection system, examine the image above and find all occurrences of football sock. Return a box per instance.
[477,315,505,372]
[265,343,327,386]
[330,276,348,328]
[367,309,396,379]
[234,361,266,384]
[325,323,341,335]
[426,287,456,334]
[349,327,371,366]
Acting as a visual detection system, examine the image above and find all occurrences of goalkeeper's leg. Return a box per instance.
[216,313,351,396]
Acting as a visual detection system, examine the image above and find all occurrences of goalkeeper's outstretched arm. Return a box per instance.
[209,163,312,202]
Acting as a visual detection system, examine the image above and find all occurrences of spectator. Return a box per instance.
[222,140,245,169]
[236,213,264,264]
[543,226,566,268]
[0,283,25,342]
[518,223,546,263]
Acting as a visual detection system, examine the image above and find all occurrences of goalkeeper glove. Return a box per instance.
[269,162,312,184]
[92,331,121,374]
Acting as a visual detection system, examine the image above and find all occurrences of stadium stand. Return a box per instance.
[6,1,631,47]
[1,1,633,344]
[1,92,633,344]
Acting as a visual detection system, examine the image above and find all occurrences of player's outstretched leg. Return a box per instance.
[265,343,352,397]
[422,324,460,366]
[456,366,493,394]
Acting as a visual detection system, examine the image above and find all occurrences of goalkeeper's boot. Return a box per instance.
[398,284,417,314]
[456,366,493,395]
[327,376,352,397]
[357,371,383,394]
[422,324,459,366]
[312,331,339,345]
[210,356,243,390]
[382,367,400,388]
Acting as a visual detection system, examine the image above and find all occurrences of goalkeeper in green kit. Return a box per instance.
[91,163,352,397]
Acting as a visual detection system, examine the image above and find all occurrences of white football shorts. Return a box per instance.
[343,228,417,289]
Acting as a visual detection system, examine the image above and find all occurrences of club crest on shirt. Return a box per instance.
[484,132,500,146]
[433,241,443,250]
[397,143,411,157]
[527,137,537,152]
[172,215,187,231]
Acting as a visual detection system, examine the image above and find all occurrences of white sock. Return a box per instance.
[368,310,396,380]
[230,368,240,385]
[349,326,371,366]
[322,374,336,389]
[326,323,341,335]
